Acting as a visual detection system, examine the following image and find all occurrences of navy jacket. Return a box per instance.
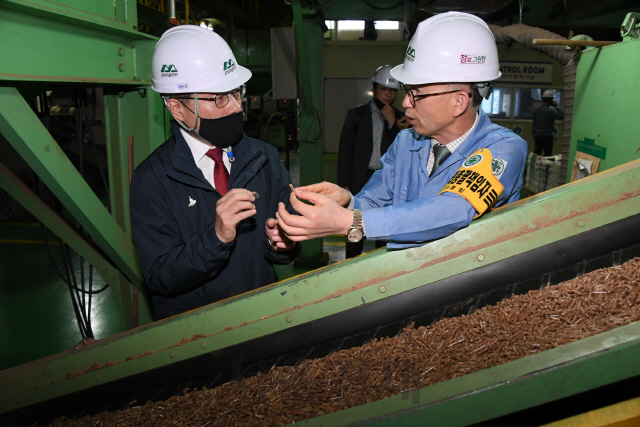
[130,123,300,320]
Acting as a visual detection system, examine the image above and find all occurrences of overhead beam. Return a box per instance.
[0,1,156,85]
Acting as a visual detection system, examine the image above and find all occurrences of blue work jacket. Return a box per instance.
[130,123,300,320]
[355,110,528,249]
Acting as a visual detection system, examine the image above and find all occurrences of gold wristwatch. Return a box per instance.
[347,209,364,242]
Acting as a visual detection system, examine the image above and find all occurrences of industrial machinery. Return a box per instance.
[2,147,640,426]
[1,0,640,425]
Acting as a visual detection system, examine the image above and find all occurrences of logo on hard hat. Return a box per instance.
[223,59,237,75]
[460,55,487,64]
[161,64,178,77]
[406,47,416,62]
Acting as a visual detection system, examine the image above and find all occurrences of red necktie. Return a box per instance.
[205,148,229,196]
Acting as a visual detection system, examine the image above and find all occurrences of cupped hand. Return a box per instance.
[275,191,353,241]
[215,189,257,244]
[265,218,296,251]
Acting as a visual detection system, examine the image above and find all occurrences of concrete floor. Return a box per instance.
[0,152,378,371]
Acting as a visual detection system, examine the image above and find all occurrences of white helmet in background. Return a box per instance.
[542,90,555,98]
[151,25,251,94]
[391,12,500,98]
[372,65,400,89]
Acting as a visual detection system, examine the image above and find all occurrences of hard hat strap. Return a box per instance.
[476,82,494,99]
[163,95,207,142]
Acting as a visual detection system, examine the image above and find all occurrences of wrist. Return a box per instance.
[340,208,354,234]
[341,189,353,207]
[346,209,364,242]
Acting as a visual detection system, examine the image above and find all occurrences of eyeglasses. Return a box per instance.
[378,86,399,95]
[401,84,471,107]
[181,85,246,108]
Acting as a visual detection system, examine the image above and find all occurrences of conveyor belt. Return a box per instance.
[4,213,640,427]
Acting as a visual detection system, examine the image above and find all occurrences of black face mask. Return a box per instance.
[196,111,244,148]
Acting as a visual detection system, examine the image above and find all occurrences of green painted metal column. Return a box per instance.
[292,0,328,267]
[104,88,169,327]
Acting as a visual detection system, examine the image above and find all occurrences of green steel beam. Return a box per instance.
[0,0,156,85]
[302,321,640,426]
[0,162,122,298]
[291,0,326,266]
[1,0,140,31]
[0,87,145,293]
[0,157,639,414]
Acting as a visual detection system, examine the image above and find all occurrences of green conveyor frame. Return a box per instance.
[1,156,639,426]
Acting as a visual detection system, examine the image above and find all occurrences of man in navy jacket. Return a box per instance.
[130,26,299,320]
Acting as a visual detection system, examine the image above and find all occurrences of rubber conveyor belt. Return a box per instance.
[2,160,640,426]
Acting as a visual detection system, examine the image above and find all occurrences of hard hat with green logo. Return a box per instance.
[390,12,500,98]
[372,65,400,89]
[151,25,251,94]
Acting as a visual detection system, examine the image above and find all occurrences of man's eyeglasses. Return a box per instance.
[401,84,471,107]
[378,86,399,95]
[181,85,246,108]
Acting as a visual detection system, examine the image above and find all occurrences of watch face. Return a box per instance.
[347,229,363,242]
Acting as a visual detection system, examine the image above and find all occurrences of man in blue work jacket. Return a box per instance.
[273,12,527,249]
[130,26,299,320]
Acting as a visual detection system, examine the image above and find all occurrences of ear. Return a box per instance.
[451,90,470,118]
[165,98,187,122]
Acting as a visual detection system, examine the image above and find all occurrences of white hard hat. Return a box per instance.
[390,12,501,86]
[151,25,252,94]
[372,65,400,89]
[542,90,555,98]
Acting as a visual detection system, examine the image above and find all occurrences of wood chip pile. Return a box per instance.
[50,257,640,426]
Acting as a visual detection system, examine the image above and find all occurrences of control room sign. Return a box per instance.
[498,61,553,84]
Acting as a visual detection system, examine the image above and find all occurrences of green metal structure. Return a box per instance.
[566,28,640,179]
[0,0,166,329]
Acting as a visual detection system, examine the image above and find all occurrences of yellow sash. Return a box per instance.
[438,148,504,218]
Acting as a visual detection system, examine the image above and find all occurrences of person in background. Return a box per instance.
[337,65,409,258]
[275,12,527,251]
[130,25,299,320]
[532,90,564,156]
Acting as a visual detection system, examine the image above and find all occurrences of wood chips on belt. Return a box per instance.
[50,257,640,426]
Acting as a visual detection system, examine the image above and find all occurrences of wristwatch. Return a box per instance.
[347,209,364,242]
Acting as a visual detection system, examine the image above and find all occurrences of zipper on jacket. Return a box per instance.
[229,152,263,188]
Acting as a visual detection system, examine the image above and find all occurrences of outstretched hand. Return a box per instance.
[276,190,353,241]
[295,182,352,207]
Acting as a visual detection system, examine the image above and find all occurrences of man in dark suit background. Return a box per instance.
[337,65,409,258]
